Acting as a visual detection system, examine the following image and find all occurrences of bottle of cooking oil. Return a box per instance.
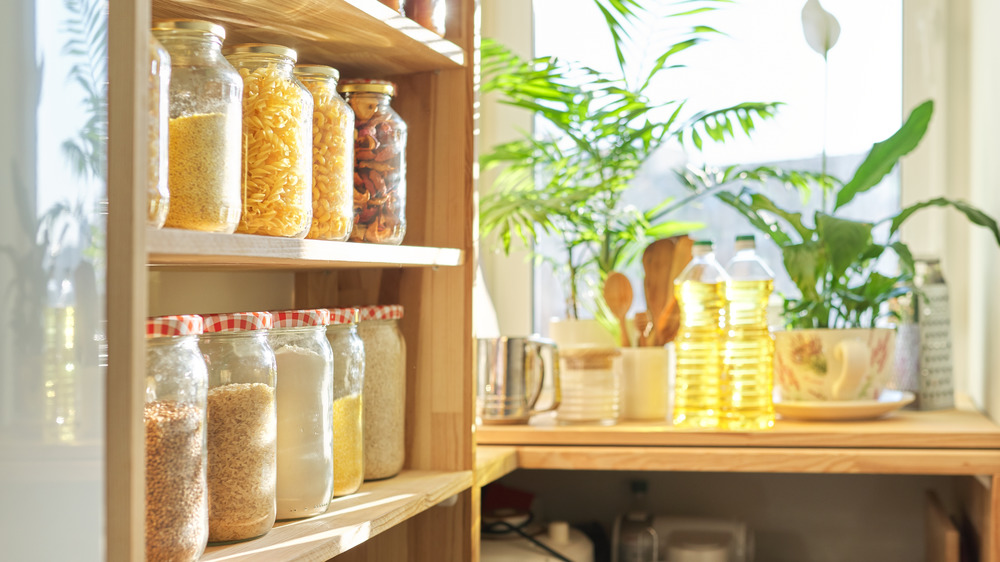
[673,240,728,428]
[723,234,775,430]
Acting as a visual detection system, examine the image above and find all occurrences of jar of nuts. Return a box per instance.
[356,305,406,480]
[225,44,314,238]
[326,307,365,496]
[144,315,209,562]
[199,312,278,544]
[338,80,407,245]
[293,65,355,241]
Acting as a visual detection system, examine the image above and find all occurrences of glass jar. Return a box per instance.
[148,33,170,228]
[269,309,334,519]
[356,305,406,480]
[405,0,445,36]
[326,307,365,496]
[293,65,355,242]
[152,19,243,234]
[199,312,277,544]
[378,0,405,15]
[557,348,622,426]
[145,315,209,562]
[225,44,314,238]
[338,80,407,245]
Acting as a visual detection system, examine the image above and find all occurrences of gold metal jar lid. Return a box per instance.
[338,79,395,97]
[223,43,298,63]
[294,64,341,82]
[151,19,227,40]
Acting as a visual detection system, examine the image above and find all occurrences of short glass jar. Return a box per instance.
[338,80,407,245]
[225,44,314,238]
[356,305,406,480]
[557,348,622,426]
[326,307,365,496]
[199,311,277,544]
[145,315,209,562]
[147,33,170,229]
[293,65,355,241]
[269,309,334,519]
[152,19,243,234]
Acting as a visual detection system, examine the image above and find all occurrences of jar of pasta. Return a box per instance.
[326,307,365,496]
[152,20,243,234]
[269,309,334,520]
[145,315,208,562]
[198,312,277,544]
[225,44,314,238]
[147,33,170,229]
[293,65,355,241]
[356,305,406,480]
[338,80,407,245]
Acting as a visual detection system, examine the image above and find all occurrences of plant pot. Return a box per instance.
[548,318,615,350]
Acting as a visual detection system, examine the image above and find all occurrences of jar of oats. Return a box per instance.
[225,44,314,238]
[147,33,170,229]
[356,305,406,480]
[145,315,209,562]
[199,311,277,544]
[152,19,243,234]
[338,80,407,245]
[269,309,334,520]
[326,307,365,496]
[293,65,354,241]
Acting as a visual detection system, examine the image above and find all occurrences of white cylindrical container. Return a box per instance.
[619,347,670,421]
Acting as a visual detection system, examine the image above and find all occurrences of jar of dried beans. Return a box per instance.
[147,33,170,228]
[269,309,334,519]
[356,305,406,480]
[326,307,365,496]
[152,20,243,234]
[144,314,209,562]
[225,44,314,238]
[293,65,354,241]
[338,80,407,245]
[199,311,277,543]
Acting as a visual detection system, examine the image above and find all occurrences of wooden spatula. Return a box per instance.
[603,272,633,347]
[642,238,675,345]
[654,235,694,345]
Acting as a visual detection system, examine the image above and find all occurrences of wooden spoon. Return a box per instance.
[603,272,633,347]
[642,238,675,344]
[634,311,651,347]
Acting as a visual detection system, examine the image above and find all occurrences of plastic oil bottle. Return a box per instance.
[673,240,728,428]
[723,234,775,430]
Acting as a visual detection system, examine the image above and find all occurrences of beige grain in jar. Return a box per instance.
[225,44,313,238]
[293,65,354,241]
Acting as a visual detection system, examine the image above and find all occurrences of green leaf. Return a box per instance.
[816,213,873,281]
[783,242,823,303]
[890,197,1000,247]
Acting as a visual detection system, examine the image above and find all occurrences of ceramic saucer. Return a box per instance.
[775,390,916,421]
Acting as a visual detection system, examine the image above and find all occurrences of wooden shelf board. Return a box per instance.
[475,446,518,488]
[148,228,463,270]
[200,469,472,561]
[477,408,1000,450]
[152,0,464,75]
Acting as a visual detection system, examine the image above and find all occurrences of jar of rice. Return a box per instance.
[144,315,209,562]
[199,311,277,544]
[356,305,406,480]
[225,44,314,238]
[293,65,354,241]
[326,307,365,496]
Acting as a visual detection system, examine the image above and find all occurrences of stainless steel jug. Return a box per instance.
[476,336,560,424]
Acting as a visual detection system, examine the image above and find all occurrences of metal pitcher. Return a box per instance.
[475,336,561,424]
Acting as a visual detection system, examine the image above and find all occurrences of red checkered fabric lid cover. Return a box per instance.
[272,308,330,328]
[202,311,273,333]
[146,315,204,338]
[328,307,359,325]
[357,304,404,321]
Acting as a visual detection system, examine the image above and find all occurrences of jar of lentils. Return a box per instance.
[294,65,354,241]
[145,315,209,562]
[225,44,314,238]
[338,79,407,245]
[356,305,406,480]
[199,311,277,543]
[326,307,365,496]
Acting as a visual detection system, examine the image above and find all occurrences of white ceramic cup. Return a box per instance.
[773,328,895,401]
[619,346,672,421]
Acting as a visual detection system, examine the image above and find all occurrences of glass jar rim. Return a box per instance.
[294,64,341,82]
[338,80,395,96]
[152,19,226,40]
[224,43,298,62]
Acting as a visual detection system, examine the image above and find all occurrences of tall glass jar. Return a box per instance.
[338,80,407,245]
[199,312,277,544]
[326,307,365,497]
[225,44,313,238]
[269,309,334,519]
[405,0,445,36]
[152,19,243,233]
[294,65,355,242]
[145,315,209,562]
[356,305,406,480]
[147,33,170,228]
